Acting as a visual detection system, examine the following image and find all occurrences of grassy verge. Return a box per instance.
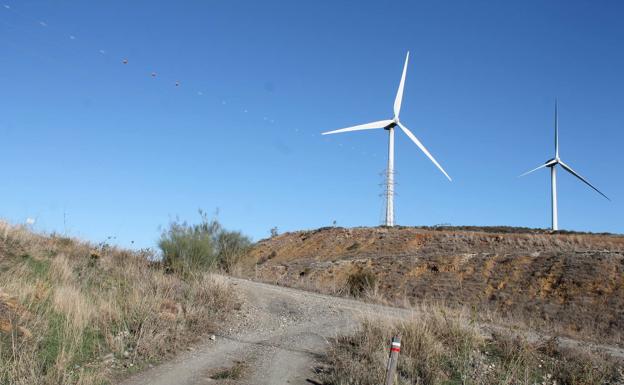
[0,221,240,385]
[322,308,623,385]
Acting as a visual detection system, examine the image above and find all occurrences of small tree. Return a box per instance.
[159,210,251,277]
[270,227,279,238]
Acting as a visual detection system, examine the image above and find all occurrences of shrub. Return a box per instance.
[346,269,377,298]
[216,230,252,273]
[158,210,252,276]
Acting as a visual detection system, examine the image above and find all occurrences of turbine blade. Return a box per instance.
[397,121,452,181]
[519,163,547,177]
[393,52,409,118]
[555,99,559,158]
[559,160,610,201]
[322,120,394,135]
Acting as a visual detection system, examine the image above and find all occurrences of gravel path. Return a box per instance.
[119,276,624,385]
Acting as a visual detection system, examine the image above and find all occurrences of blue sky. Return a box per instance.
[1,0,622,248]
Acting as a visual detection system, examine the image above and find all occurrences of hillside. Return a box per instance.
[241,226,624,345]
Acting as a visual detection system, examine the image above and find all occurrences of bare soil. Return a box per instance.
[240,226,624,345]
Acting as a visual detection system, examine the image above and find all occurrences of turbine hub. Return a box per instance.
[545,158,558,167]
[384,120,398,131]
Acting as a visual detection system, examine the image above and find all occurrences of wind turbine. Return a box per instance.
[520,101,609,231]
[322,52,451,227]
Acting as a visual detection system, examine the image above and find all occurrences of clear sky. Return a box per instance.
[1,0,622,248]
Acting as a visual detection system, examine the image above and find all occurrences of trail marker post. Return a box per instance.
[384,334,401,385]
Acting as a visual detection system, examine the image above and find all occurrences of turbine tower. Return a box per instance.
[322,52,452,227]
[520,101,609,231]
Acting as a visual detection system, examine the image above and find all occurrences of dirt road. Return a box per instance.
[120,276,624,385]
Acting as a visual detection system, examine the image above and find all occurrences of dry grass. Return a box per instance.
[345,269,378,298]
[209,360,247,381]
[323,307,624,385]
[0,221,240,385]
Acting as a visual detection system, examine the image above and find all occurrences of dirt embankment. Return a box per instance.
[240,226,624,345]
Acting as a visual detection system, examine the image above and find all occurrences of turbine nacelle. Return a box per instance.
[384,120,398,130]
[545,158,559,167]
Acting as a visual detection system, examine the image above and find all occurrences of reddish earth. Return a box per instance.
[240,226,624,345]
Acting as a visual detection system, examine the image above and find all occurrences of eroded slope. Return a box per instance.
[242,227,624,344]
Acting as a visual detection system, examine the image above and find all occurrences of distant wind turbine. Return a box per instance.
[322,52,451,227]
[520,101,609,231]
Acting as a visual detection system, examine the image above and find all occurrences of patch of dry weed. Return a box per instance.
[323,307,623,385]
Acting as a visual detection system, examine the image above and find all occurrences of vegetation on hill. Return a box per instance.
[0,220,241,385]
[158,210,252,276]
[322,309,623,385]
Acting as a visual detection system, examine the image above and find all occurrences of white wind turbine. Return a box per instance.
[322,52,451,227]
[520,101,609,231]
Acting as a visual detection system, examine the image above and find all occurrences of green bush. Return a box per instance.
[158,210,252,276]
[215,230,252,273]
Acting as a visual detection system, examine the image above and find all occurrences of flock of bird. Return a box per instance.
[0,3,282,125]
